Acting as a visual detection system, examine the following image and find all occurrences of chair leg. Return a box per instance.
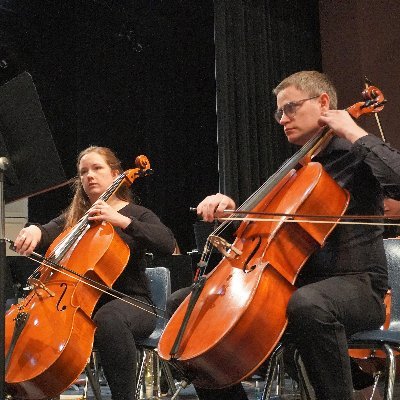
[136,347,179,399]
[85,359,103,400]
[151,349,161,398]
[275,351,287,396]
[382,344,396,400]
[136,347,148,399]
[260,343,283,400]
[262,342,398,400]
[160,358,177,395]
[294,349,315,400]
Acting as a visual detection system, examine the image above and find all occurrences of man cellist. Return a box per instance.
[172,71,400,400]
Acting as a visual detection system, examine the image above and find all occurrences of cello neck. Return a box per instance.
[237,126,332,214]
[97,172,127,203]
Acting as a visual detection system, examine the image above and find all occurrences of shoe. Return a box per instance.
[351,360,375,390]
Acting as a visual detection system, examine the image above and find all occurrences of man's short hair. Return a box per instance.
[273,70,338,110]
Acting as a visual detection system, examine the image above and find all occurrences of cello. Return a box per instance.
[158,85,387,388]
[4,155,153,400]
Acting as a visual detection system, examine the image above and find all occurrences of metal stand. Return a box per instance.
[0,71,68,398]
[0,157,9,398]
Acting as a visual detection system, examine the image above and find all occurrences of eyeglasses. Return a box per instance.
[274,95,320,123]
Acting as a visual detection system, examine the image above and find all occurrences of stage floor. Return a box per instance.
[59,372,397,400]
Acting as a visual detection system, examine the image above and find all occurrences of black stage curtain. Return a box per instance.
[0,1,217,253]
[214,0,322,205]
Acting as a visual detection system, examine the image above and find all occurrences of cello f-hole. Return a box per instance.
[56,283,68,311]
[243,237,262,272]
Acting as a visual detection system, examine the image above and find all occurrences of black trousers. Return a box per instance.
[93,295,157,400]
[285,274,385,400]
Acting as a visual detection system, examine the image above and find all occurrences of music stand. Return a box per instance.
[0,71,67,397]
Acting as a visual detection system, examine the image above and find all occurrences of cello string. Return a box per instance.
[203,139,299,238]
[236,127,331,214]
[206,127,333,242]
[196,131,329,263]
[50,224,90,263]
[5,239,167,319]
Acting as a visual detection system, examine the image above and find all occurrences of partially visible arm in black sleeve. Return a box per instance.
[353,134,400,199]
[121,205,176,255]
[27,215,66,252]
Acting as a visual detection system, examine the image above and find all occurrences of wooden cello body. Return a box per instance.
[158,162,350,388]
[5,222,129,399]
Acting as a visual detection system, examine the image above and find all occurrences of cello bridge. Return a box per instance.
[209,235,242,259]
[28,277,55,297]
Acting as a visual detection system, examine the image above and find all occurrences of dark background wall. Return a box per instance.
[319,1,400,148]
[0,0,218,253]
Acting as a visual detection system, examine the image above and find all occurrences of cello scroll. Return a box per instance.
[346,84,387,119]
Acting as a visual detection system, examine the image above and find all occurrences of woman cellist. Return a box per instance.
[166,71,400,400]
[14,146,176,400]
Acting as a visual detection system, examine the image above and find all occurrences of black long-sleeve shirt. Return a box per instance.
[299,134,400,295]
[33,203,176,298]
